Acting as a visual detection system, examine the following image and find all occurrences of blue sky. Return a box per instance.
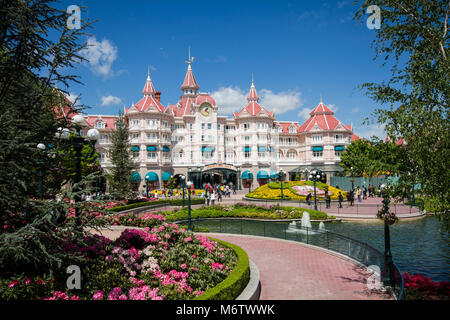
[57,0,392,139]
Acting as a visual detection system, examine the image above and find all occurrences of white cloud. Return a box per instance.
[352,107,360,113]
[65,92,79,104]
[260,89,304,115]
[101,95,122,106]
[356,123,386,140]
[211,86,247,115]
[327,103,339,113]
[298,108,312,120]
[81,36,118,77]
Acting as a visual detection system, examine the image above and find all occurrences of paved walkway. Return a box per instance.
[158,190,423,220]
[205,233,392,300]
[90,227,392,300]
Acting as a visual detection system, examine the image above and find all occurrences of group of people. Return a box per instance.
[202,182,235,206]
[336,184,383,208]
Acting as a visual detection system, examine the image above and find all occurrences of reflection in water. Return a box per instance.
[192,216,449,282]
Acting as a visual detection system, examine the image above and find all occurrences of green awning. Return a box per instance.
[130,172,141,182]
[131,146,140,152]
[334,146,345,151]
[162,171,172,181]
[145,172,158,182]
[257,170,269,179]
[241,170,253,179]
[146,146,157,151]
[162,146,170,152]
[202,147,213,152]
[258,147,266,152]
[312,146,323,152]
[270,170,279,179]
[243,146,250,152]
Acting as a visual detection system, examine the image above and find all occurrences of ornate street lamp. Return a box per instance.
[36,143,46,200]
[56,116,100,228]
[180,174,186,208]
[350,166,355,191]
[186,180,193,231]
[278,168,285,201]
[309,169,324,211]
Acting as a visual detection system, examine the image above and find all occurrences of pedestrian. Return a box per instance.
[338,192,343,208]
[211,191,216,206]
[347,190,354,207]
[306,193,312,206]
[205,190,210,206]
[363,186,367,200]
[233,183,237,194]
[357,187,362,203]
[218,188,222,202]
[325,193,331,209]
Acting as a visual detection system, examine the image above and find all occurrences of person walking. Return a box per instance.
[338,192,343,208]
[306,193,312,206]
[206,190,210,206]
[363,186,368,200]
[211,191,216,206]
[325,193,331,209]
[357,187,362,203]
[218,187,222,202]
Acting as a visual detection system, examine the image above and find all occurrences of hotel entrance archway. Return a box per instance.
[188,164,240,190]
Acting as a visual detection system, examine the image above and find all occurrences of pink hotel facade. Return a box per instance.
[81,59,360,191]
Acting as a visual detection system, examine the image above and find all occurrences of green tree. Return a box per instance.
[108,111,137,200]
[0,0,105,277]
[355,0,449,227]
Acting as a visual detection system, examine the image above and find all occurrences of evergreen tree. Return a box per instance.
[107,111,137,200]
[0,0,105,277]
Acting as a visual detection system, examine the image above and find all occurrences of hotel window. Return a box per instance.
[287,151,296,159]
[190,135,193,142]
[132,150,139,159]
[244,136,250,142]
[207,123,212,130]
[131,133,139,142]
[201,123,205,130]
[312,134,323,143]
[131,120,139,128]
[100,134,107,143]
[146,119,157,128]
[190,151,193,160]
[243,123,250,131]
[289,126,296,133]
[335,134,344,143]
[146,133,157,141]
[335,150,343,158]
[99,152,106,162]
[95,121,105,129]
[201,135,205,142]
[208,135,213,142]
[225,152,234,160]
[244,146,251,159]
[217,124,221,130]
[312,151,323,159]
[348,135,351,143]
[189,123,193,130]
[277,151,282,159]
[258,151,266,158]
[162,121,169,129]
[147,151,156,159]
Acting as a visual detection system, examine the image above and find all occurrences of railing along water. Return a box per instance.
[175,218,404,300]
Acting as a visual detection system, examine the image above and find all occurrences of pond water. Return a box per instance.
[189,216,449,282]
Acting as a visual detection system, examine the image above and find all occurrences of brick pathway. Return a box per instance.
[204,233,392,300]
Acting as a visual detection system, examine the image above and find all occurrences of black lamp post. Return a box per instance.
[186,180,193,231]
[278,168,285,201]
[56,115,99,228]
[350,166,355,191]
[36,143,47,200]
[181,174,186,208]
[309,169,323,211]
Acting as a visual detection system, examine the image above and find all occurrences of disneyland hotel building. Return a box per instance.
[80,59,359,191]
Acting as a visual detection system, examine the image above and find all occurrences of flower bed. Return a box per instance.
[403,272,450,300]
[0,218,240,300]
[247,181,347,201]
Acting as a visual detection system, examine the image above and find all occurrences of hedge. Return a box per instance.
[194,238,250,300]
[107,198,205,212]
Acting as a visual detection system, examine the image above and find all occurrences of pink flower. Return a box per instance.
[9,280,19,288]
[92,290,104,300]
[180,263,187,270]
[119,294,128,300]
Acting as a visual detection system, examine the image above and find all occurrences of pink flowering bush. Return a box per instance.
[1,217,237,300]
[403,272,450,300]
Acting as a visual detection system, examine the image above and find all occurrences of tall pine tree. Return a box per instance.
[107,111,138,200]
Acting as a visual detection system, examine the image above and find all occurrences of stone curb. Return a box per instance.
[235,260,261,301]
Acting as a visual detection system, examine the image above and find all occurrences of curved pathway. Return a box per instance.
[203,233,392,300]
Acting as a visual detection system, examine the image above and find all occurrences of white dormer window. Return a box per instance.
[289,126,296,133]
[95,121,105,129]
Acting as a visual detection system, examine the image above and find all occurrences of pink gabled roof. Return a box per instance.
[277,122,299,133]
[84,115,118,129]
[195,93,216,106]
[181,63,199,90]
[298,101,352,133]
[351,133,360,141]
[247,80,259,101]
[142,71,156,96]
[172,95,195,117]
[234,81,273,118]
